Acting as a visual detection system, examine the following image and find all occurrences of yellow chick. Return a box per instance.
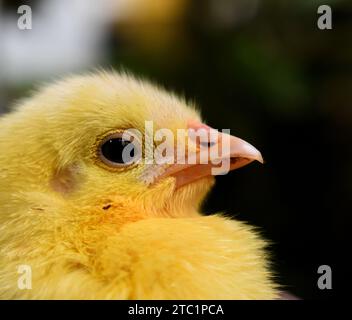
[0,71,278,299]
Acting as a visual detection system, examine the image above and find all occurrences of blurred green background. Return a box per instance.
[1,0,349,299]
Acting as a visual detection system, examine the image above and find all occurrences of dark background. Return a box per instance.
[1,0,349,299]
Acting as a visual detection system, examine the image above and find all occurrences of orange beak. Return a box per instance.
[154,121,263,189]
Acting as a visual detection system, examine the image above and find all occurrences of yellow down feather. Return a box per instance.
[0,71,278,299]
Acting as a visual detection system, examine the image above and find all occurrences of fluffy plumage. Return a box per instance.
[0,71,278,299]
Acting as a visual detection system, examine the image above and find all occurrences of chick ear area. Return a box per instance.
[50,164,83,195]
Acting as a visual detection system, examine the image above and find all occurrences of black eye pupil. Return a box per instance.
[101,138,134,164]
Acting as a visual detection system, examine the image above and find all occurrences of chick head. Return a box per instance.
[0,71,262,225]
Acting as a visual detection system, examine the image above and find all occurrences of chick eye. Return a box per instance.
[102,138,132,163]
[99,133,141,167]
